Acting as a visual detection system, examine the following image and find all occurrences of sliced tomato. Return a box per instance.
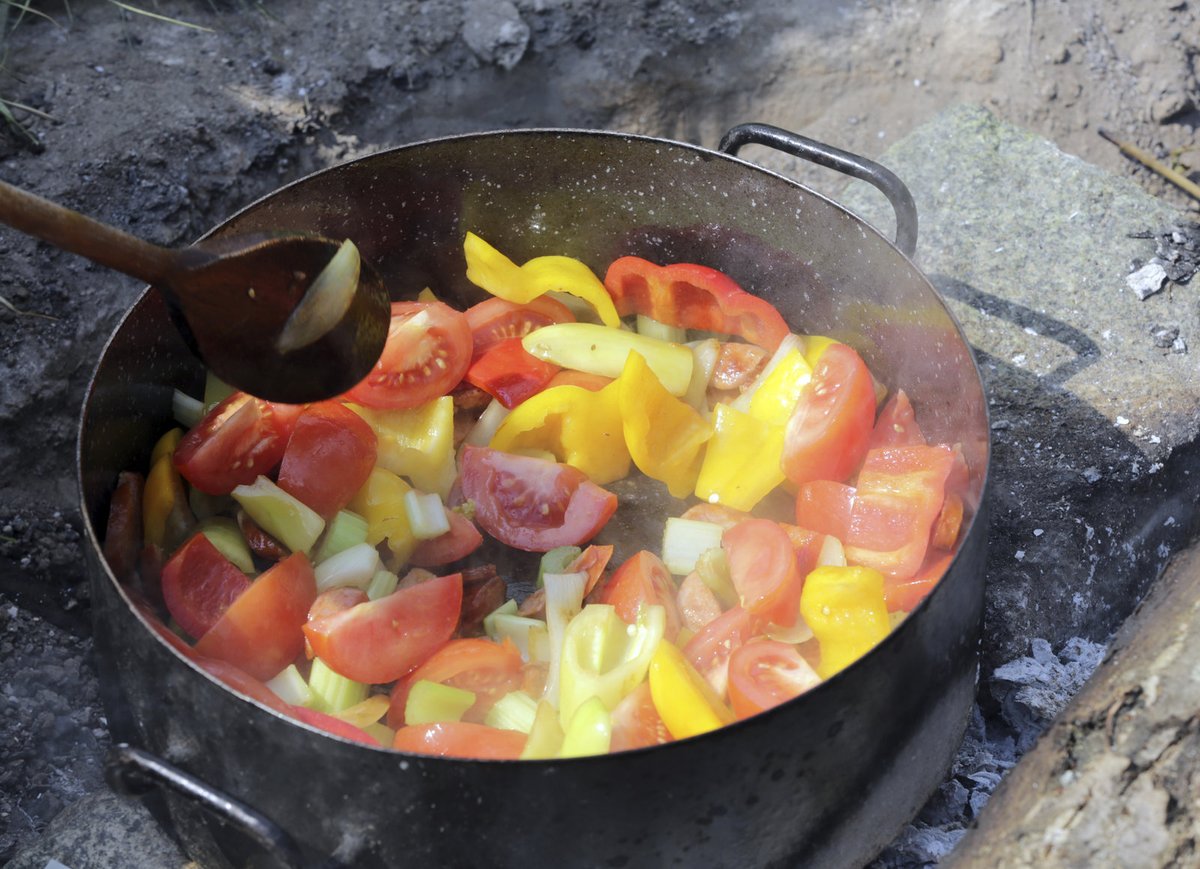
[392,721,527,759]
[465,338,560,409]
[344,301,472,409]
[683,605,763,698]
[793,480,855,539]
[604,257,790,351]
[174,393,303,495]
[680,502,752,529]
[869,389,926,449]
[161,533,252,641]
[600,550,682,641]
[276,402,377,518]
[727,640,821,719]
[288,706,380,746]
[308,586,369,622]
[459,446,617,552]
[193,655,293,715]
[778,522,825,580]
[193,552,317,681]
[464,295,575,356]
[781,342,877,486]
[303,572,462,684]
[677,571,723,633]
[723,519,803,628]
[931,493,964,551]
[610,682,672,752]
[387,637,523,728]
[410,510,484,568]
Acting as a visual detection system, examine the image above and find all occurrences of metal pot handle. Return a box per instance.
[106,743,304,869]
[718,122,918,259]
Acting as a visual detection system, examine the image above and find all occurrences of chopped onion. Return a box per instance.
[275,238,361,354]
[542,570,587,707]
[463,399,510,448]
[172,389,203,429]
[661,517,725,576]
[817,534,847,567]
[684,338,721,411]
[403,491,451,540]
[314,542,380,592]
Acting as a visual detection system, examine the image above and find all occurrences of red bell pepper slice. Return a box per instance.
[603,257,790,352]
[465,337,560,409]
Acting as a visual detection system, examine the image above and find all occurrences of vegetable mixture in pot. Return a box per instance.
[102,232,972,759]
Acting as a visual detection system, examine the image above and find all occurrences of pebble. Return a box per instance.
[1126,261,1168,299]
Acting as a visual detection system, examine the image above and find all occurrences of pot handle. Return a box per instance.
[106,743,304,869]
[718,122,918,259]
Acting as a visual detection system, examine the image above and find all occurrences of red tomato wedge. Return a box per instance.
[392,721,527,759]
[175,393,303,495]
[410,509,484,568]
[793,480,855,540]
[683,605,763,698]
[603,257,789,352]
[387,637,524,728]
[161,533,251,641]
[781,342,877,487]
[465,337,560,409]
[884,551,954,612]
[194,553,317,681]
[276,402,377,518]
[303,572,463,684]
[600,550,682,641]
[610,682,672,752]
[728,640,821,719]
[344,301,472,409]
[723,519,803,628]
[288,706,380,746]
[465,295,575,356]
[869,389,926,449]
[459,446,617,552]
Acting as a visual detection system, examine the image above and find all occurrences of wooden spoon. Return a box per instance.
[0,179,390,404]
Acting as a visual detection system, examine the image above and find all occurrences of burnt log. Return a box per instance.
[945,543,1200,867]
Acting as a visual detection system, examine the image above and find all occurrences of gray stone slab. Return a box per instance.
[841,104,1198,670]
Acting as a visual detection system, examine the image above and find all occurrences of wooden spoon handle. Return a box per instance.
[0,178,181,285]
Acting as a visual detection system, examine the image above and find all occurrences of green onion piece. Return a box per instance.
[684,338,721,411]
[490,613,551,663]
[542,571,588,708]
[559,695,612,758]
[403,491,451,540]
[485,690,539,733]
[661,517,725,576]
[266,664,313,707]
[363,722,396,746]
[483,599,519,641]
[463,398,511,448]
[203,370,235,412]
[232,476,325,554]
[404,680,476,725]
[308,657,369,714]
[520,699,565,760]
[314,542,380,593]
[313,510,369,564]
[276,239,361,354]
[172,389,204,429]
[696,546,738,610]
[198,517,255,574]
[636,314,687,344]
[537,545,582,588]
[366,568,400,601]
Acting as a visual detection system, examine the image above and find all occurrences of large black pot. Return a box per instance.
[78,125,990,869]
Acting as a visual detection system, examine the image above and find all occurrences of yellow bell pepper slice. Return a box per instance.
[618,352,712,498]
[523,322,693,396]
[648,640,734,740]
[150,427,183,467]
[143,452,194,552]
[693,403,786,512]
[464,232,620,328]
[747,349,813,428]
[347,397,456,498]
[802,335,839,369]
[348,467,416,568]
[558,603,665,730]
[799,565,891,679]
[490,381,631,484]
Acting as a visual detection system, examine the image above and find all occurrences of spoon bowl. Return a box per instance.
[0,179,390,403]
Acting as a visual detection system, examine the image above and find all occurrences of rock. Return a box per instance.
[1127,259,1168,298]
[461,0,530,70]
[840,105,1194,671]
[5,790,186,869]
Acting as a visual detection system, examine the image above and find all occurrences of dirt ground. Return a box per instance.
[0,0,1197,862]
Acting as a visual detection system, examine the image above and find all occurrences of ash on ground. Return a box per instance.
[871,636,1107,868]
[1127,222,1200,299]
